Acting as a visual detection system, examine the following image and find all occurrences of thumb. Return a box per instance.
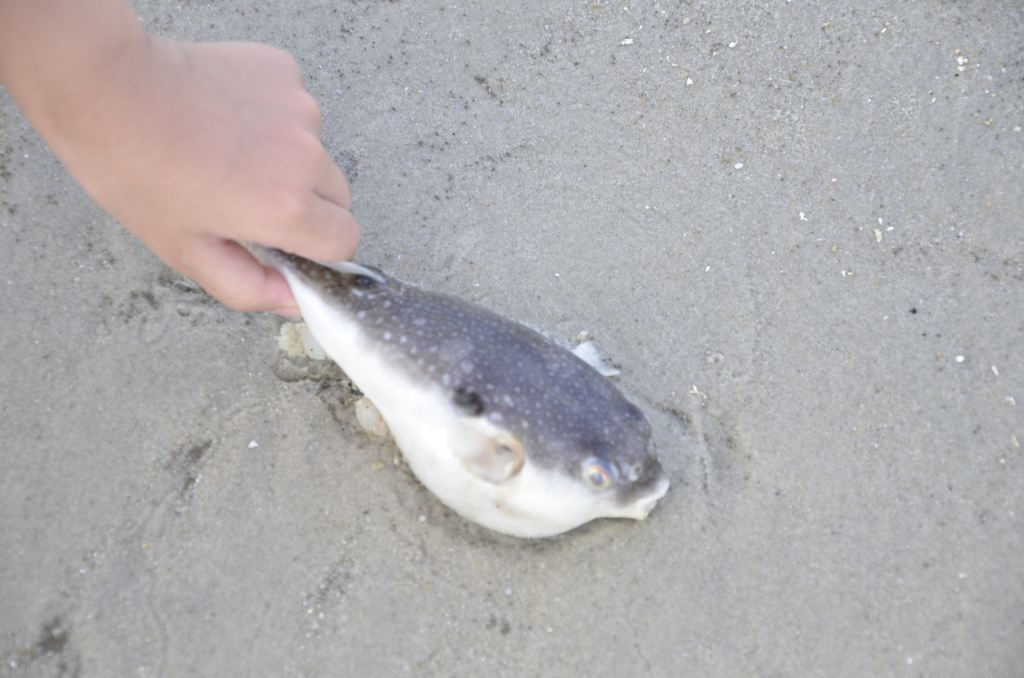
[176,236,299,314]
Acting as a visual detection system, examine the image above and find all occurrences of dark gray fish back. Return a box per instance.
[271,249,652,473]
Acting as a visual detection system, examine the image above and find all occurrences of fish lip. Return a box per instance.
[639,470,671,516]
[618,465,670,520]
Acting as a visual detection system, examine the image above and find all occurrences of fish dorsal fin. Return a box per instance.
[572,340,621,377]
[317,259,387,284]
[249,245,388,284]
[447,419,524,484]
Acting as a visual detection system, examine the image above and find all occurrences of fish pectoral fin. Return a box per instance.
[447,421,524,484]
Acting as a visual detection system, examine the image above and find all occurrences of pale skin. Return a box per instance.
[0,0,359,314]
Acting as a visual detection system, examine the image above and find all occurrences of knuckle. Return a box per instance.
[299,92,321,123]
[272,192,308,226]
[210,274,269,313]
[270,47,303,77]
[220,290,263,313]
[324,218,361,260]
[290,128,321,158]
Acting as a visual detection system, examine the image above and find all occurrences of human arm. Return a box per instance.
[0,0,359,313]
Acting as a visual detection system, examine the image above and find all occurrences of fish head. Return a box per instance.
[449,397,671,537]
[562,403,670,512]
[582,437,672,522]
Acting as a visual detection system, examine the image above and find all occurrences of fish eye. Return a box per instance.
[582,457,618,491]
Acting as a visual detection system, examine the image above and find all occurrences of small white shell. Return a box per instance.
[355,397,390,438]
[277,321,329,361]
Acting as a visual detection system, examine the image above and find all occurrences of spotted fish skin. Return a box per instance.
[257,247,670,536]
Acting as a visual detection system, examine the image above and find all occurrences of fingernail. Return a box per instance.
[272,306,301,317]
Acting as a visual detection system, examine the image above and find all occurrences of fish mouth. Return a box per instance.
[618,465,671,520]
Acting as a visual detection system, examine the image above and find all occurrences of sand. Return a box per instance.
[2,1,1022,676]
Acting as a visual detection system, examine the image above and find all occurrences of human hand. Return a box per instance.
[32,36,359,314]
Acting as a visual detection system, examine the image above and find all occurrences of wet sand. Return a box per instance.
[2,2,1022,676]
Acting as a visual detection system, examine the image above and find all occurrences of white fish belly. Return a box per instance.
[285,275,506,525]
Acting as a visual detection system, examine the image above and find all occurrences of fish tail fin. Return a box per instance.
[249,245,386,284]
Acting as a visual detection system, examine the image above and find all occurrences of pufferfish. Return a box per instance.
[256,247,670,538]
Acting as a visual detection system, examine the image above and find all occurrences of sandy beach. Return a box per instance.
[2,1,1022,675]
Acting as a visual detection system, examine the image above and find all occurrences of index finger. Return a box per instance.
[314,150,352,209]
